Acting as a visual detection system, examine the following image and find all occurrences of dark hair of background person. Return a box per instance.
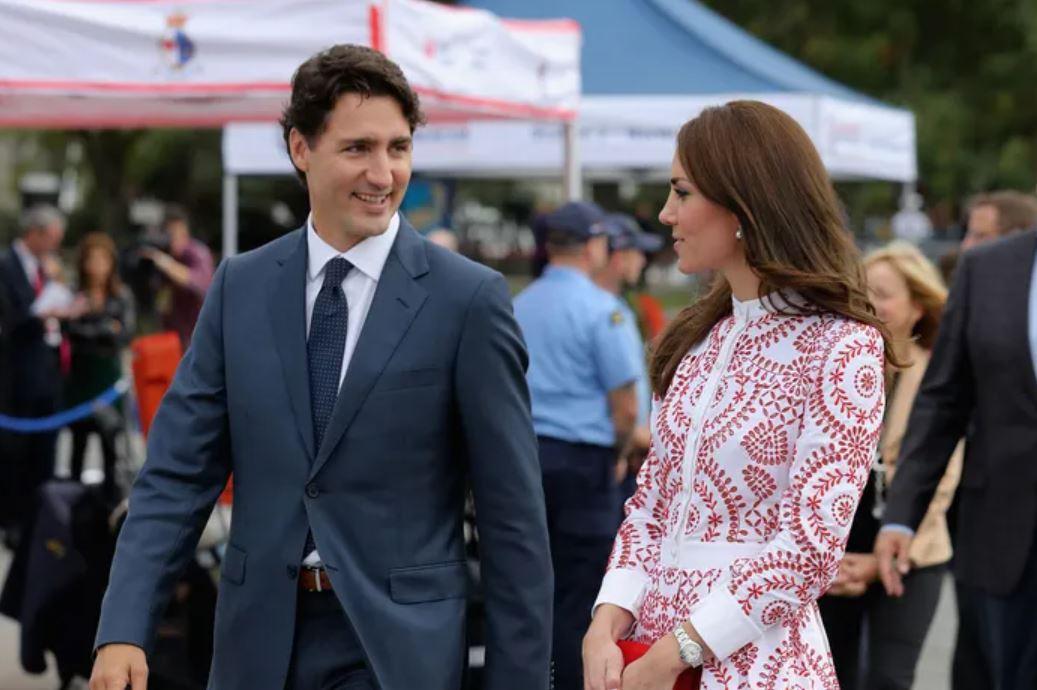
[76,232,123,299]
[279,44,426,187]
[649,100,896,396]
[161,204,190,230]
[966,190,1037,235]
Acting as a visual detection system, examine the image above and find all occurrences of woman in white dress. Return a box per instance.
[583,100,894,690]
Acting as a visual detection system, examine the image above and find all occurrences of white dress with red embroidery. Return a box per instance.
[594,294,885,689]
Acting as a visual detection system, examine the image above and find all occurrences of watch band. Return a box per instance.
[673,624,704,667]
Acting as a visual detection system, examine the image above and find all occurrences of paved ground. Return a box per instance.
[1,432,959,689]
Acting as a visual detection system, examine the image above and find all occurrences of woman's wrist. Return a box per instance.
[590,603,635,641]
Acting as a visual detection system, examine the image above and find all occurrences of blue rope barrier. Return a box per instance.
[0,379,130,433]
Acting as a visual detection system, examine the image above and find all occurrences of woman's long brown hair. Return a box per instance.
[649,100,896,396]
[76,231,122,299]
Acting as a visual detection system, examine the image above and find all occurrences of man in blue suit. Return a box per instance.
[90,45,552,690]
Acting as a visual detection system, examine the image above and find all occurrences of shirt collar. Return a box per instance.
[731,289,809,321]
[306,212,399,282]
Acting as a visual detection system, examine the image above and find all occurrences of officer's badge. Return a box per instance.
[610,310,624,325]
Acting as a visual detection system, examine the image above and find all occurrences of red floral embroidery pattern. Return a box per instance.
[602,308,884,689]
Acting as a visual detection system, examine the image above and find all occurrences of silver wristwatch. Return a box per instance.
[673,624,704,667]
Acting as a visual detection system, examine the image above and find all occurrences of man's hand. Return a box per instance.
[90,643,148,690]
[874,529,913,597]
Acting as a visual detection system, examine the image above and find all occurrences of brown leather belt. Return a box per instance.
[299,567,333,593]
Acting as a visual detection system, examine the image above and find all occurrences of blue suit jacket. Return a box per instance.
[95,219,553,690]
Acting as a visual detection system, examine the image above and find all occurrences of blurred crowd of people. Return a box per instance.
[0,204,214,542]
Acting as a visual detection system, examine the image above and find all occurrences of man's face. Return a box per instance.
[25,222,64,257]
[963,204,1000,251]
[290,93,412,243]
[618,248,647,286]
[165,220,190,256]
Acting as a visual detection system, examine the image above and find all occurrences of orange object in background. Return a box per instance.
[130,332,182,439]
[636,292,667,341]
[218,476,234,505]
[130,332,236,505]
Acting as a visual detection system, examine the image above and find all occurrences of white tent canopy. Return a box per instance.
[225,92,917,183]
[0,0,580,125]
[0,0,583,252]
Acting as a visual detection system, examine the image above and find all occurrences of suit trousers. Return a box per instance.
[819,564,945,690]
[285,590,374,690]
[538,436,621,690]
[953,530,1037,690]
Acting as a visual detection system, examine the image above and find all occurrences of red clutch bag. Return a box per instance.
[617,640,702,690]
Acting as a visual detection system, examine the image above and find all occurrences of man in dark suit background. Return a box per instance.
[90,45,552,690]
[876,223,1037,690]
[0,206,66,537]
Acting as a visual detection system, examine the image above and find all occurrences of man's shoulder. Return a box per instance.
[967,228,1037,266]
[423,240,502,296]
[225,228,303,273]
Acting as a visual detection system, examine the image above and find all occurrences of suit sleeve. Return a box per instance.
[94,259,233,653]
[455,273,553,690]
[0,258,44,341]
[883,252,975,530]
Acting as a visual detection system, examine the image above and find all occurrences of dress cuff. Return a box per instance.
[688,586,762,661]
[592,568,649,620]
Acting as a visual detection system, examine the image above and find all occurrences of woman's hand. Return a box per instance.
[827,552,879,597]
[583,604,634,690]
[620,634,685,690]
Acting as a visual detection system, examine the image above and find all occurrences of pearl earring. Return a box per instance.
[735,226,744,240]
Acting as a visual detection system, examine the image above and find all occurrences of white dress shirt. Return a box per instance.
[302,212,399,567]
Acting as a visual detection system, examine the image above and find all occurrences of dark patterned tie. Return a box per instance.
[303,256,352,560]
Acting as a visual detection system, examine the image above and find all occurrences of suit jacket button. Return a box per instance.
[306,483,319,498]
[286,565,298,580]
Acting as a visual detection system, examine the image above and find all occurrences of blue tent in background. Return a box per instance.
[446,0,916,182]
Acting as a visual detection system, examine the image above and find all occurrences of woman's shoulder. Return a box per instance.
[809,312,883,346]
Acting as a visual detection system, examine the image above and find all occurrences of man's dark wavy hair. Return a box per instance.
[279,44,425,186]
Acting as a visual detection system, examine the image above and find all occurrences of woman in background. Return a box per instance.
[820,241,962,690]
[65,232,135,502]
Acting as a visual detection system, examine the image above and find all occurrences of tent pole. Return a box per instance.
[222,173,239,258]
[563,119,581,201]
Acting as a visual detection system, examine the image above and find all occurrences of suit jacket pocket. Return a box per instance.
[221,543,247,585]
[373,368,443,393]
[389,560,468,604]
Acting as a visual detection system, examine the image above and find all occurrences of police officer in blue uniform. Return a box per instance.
[594,213,664,503]
[514,202,640,690]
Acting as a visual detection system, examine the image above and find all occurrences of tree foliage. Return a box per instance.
[701,0,1037,208]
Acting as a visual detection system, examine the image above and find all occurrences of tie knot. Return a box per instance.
[322,257,353,287]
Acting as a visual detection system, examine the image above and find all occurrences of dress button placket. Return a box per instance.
[673,309,751,559]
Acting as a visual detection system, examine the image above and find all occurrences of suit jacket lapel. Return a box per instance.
[268,229,316,461]
[309,220,430,479]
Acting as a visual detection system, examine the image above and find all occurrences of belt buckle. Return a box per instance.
[305,566,325,592]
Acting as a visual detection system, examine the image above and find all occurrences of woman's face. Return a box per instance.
[866,259,921,340]
[84,247,114,286]
[658,154,741,275]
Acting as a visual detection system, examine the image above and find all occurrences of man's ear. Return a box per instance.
[288,128,311,175]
